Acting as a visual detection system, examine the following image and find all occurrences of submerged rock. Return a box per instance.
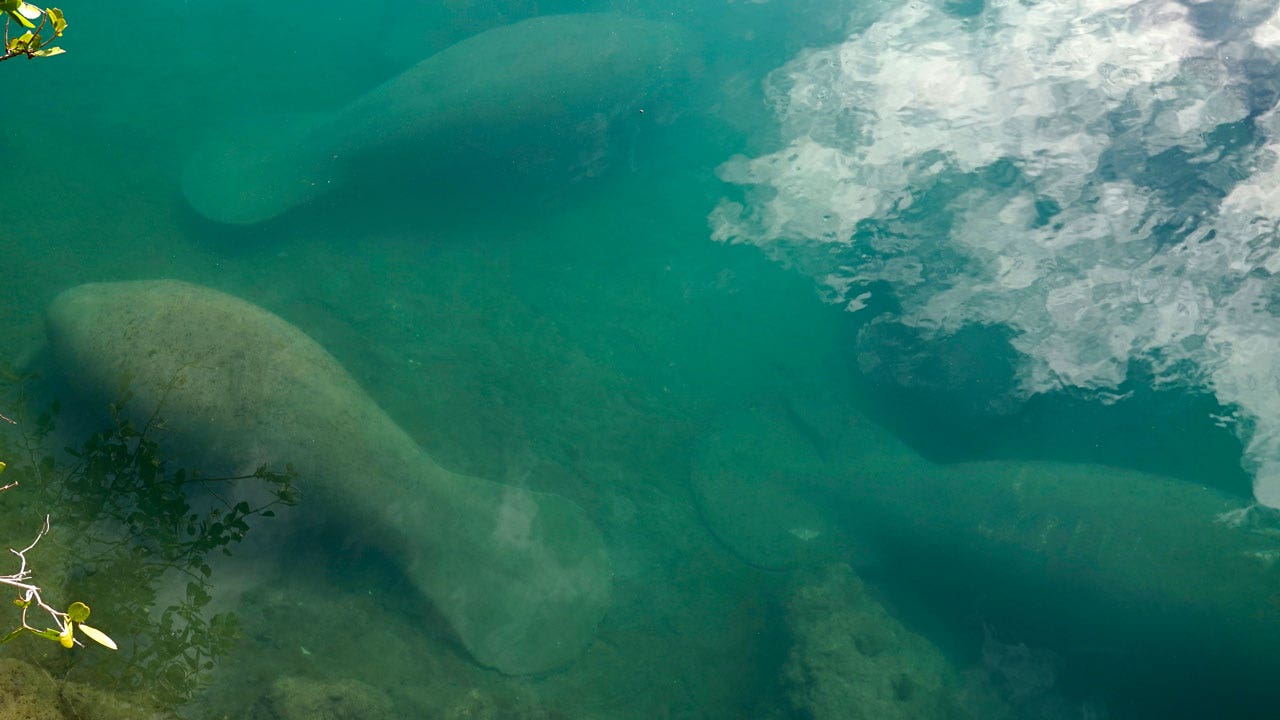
[0,658,169,720]
[45,280,611,675]
[248,676,393,720]
[182,13,696,225]
[0,659,66,720]
[784,564,970,720]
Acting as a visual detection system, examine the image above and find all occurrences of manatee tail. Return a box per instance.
[407,482,613,676]
[181,112,338,225]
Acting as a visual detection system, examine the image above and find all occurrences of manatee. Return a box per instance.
[182,13,695,225]
[44,279,611,676]
[694,396,1280,694]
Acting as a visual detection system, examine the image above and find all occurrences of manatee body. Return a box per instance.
[45,280,611,676]
[696,399,1280,693]
[182,13,696,225]
[850,453,1280,707]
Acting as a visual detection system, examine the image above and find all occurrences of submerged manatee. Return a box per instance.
[694,397,1280,697]
[182,13,695,225]
[45,280,611,675]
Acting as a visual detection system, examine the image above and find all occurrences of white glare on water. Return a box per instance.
[711,0,1280,504]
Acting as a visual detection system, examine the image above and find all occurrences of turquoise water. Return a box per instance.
[2,0,1280,717]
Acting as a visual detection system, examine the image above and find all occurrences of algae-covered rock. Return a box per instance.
[784,564,969,720]
[0,658,169,720]
[249,676,394,720]
[182,13,696,224]
[0,658,63,720]
[45,280,611,675]
[440,686,566,720]
[57,679,172,720]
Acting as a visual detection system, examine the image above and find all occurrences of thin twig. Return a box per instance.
[0,516,76,643]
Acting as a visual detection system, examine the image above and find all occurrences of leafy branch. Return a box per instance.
[0,1,64,62]
[0,371,298,709]
[0,404,114,653]
[0,512,115,651]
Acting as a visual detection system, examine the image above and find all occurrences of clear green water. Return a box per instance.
[2,1,1279,718]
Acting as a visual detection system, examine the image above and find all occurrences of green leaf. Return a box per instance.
[0,0,21,13]
[0,628,24,645]
[45,6,64,35]
[7,30,34,53]
[5,6,34,29]
[31,46,63,56]
[77,623,117,650]
[66,601,90,623]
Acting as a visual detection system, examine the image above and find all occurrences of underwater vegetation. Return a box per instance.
[0,381,296,710]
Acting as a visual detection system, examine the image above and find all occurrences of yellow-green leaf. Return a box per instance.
[57,623,73,649]
[7,31,33,53]
[77,624,116,650]
[66,601,89,623]
[0,628,23,645]
[46,6,63,35]
[5,7,33,28]
[31,45,63,57]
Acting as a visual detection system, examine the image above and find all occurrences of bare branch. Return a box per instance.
[0,517,75,644]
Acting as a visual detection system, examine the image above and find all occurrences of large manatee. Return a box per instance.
[45,279,611,676]
[182,13,695,225]
[695,397,1280,705]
